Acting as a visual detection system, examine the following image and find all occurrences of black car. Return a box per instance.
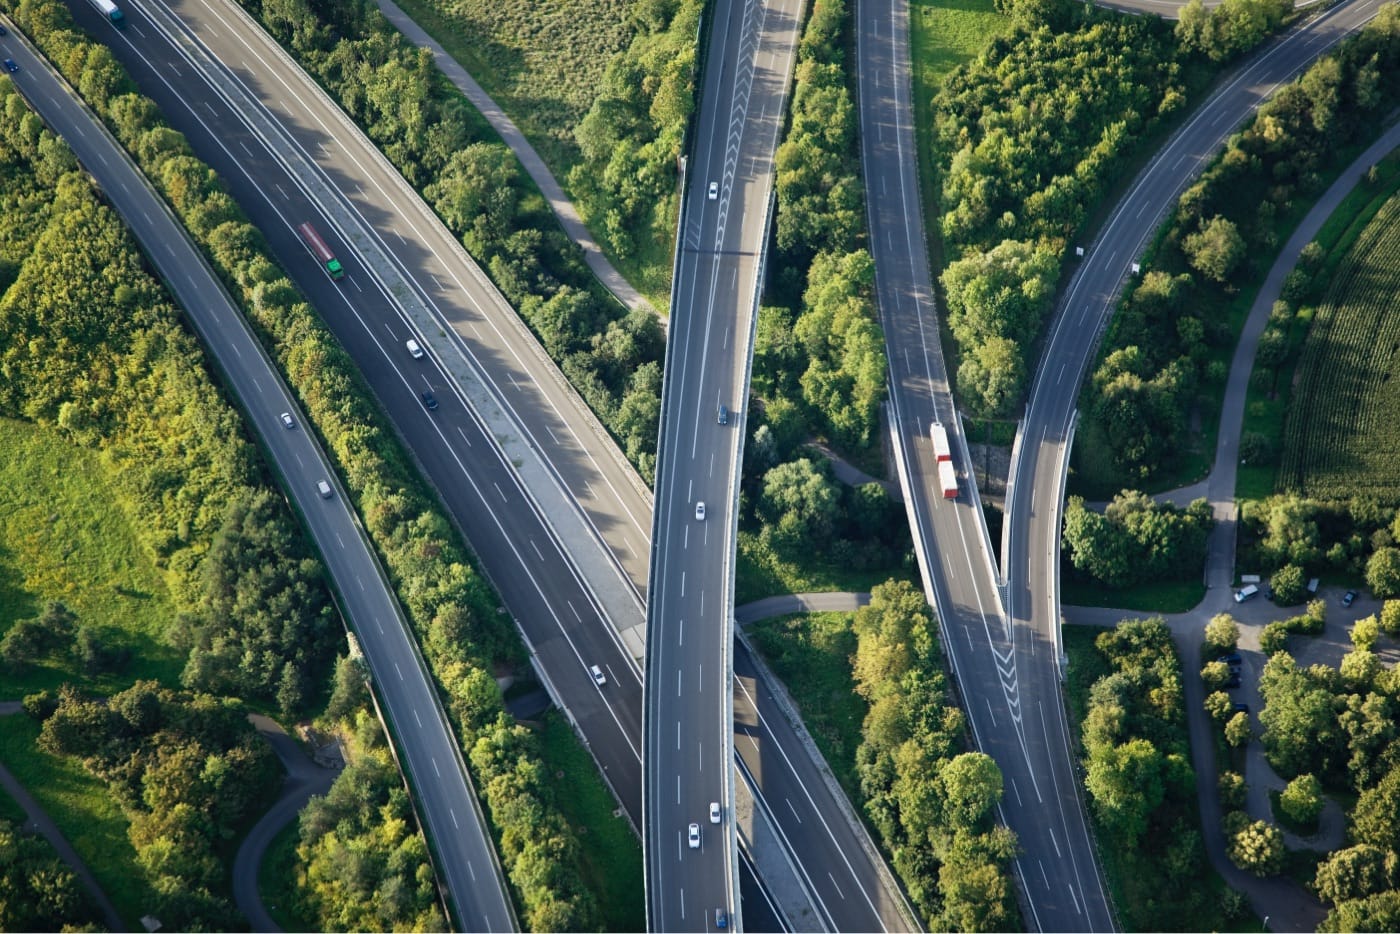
[0,24,8,35]
[1232,703,1249,715]
[421,391,439,410]
[1343,590,1357,607]
[1225,672,1241,690]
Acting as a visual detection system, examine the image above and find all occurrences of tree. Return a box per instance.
[940,753,1003,831]
[1279,773,1323,826]
[957,336,1026,418]
[1314,845,1394,905]
[1204,613,1240,655]
[1260,621,1289,655]
[1382,600,1400,635]
[1259,653,1343,779]
[940,239,1059,349]
[1205,690,1233,723]
[1366,547,1400,598]
[759,457,842,552]
[1352,767,1400,851]
[1201,660,1231,692]
[1321,891,1400,933]
[1184,216,1246,283]
[1272,563,1308,605]
[1219,771,1247,811]
[1085,738,1167,848]
[1352,615,1380,651]
[1225,712,1251,748]
[1227,819,1284,876]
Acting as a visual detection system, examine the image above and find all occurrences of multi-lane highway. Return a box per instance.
[0,22,517,929]
[645,0,803,924]
[855,0,1114,929]
[859,0,1391,929]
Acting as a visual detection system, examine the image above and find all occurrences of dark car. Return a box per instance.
[3,59,17,73]
[0,24,8,35]
[718,404,729,425]
[421,391,439,410]
[1225,672,1241,690]
[1219,652,1242,668]
[1343,590,1358,607]
[716,908,728,929]
[1232,703,1249,715]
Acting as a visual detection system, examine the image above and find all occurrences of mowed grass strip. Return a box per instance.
[536,711,645,932]
[1281,191,1400,499]
[391,0,632,174]
[0,417,184,695]
[0,713,151,929]
[745,611,866,800]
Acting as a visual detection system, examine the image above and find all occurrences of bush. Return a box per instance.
[1279,773,1324,826]
[1204,613,1240,655]
[1228,819,1285,876]
[1260,621,1290,655]
[1219,771,1247,810]
[1380,600,1400,635]
[1367,547,1400,598]
[1272,563,1308,605]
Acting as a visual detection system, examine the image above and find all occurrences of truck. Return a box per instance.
[937,459,958,499]
[89,0,126,28]
[930,422,952,462]
[297,222,345,280]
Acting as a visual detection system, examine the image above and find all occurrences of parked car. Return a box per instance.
[1219,652,1242,668]
[1232,703,1250,715]
[1343,590,1357,607]
[1225,672,1241,690]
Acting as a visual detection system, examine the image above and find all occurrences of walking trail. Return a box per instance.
[0,706,126,932]
[373,0,655,316]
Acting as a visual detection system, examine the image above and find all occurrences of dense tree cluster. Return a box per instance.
[1061,491,1213,588]
[4,4,601,923]
[26,682,280,929]
[1240,495,1399,586]
[0,83,336,712]
[1175,0,1292,64]
[240,0,666,476]
[570,0,699,263]
[1078,619,1216,929]
[294,707,448,931]
[931,8,1198,415]
[1084,9,1400,482]
[759,0,885,454]
[0,818,101,931]
[851,581,1018,930]
[1254,633,1400,926]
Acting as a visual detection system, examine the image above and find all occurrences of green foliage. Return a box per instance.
[1314,844,1396,906]
[1320,890,1400,932]
[1225,712,1251,748]
[34,682,279,928]
[297,710,447,931]
[1203,612,1240,654]
[850,581,1017,929]
[1278,773,1323,827]
[1272,563,1308,605]
[1227,819,1284,876]
[0,818,101,931]
[1260,621,1290,655]
[1218,771,1246,811]
[1077,618,1221,929]
[1352,767,1400,852]
[570,0,697,264]
[1238,495,1394,580]
[1182,215,1246,283]
[1259,653,1344,783]
[1367,547,1400,598]
[1380,599,1400,635]
[1175,0,1292,64]
[1061,491,1213,589]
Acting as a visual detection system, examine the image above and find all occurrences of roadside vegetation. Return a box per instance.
[0,816,103,930]
[1061,490,1213,594]
[741,0,912,599]
[0,2,624,925]
[1077,7,1400,493]
[240,0,668,477]
[1065,620,1242,931]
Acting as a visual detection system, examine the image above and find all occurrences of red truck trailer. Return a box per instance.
[297,222,345,280]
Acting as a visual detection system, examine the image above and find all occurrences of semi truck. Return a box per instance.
[931,422,957,498]
[89,0,126,27]
[297,222,345,280]
[937,459,958,499]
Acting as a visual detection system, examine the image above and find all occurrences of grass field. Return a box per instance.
[1279,188,1400,500]
[0,418,183,695]
[392,0,631,175]
[0,713,149,928]
[536,712,645,932]
[1061,574,1205,614]
[909,0,1011,251]
[745,611,867,800]
[735,533,913,606]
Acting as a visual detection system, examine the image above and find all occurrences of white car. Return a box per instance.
[688,823,701,849]
[279,412,295,429]
[707,181,718,201]
[710,801,721,824]
[590,664,606,686]
[406,338,425,359]
[316,479,333,499]
[695,501,706,521]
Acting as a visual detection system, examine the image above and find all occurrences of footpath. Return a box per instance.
[373,0,654,316]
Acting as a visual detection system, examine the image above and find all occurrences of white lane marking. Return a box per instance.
[394,663,404,681]
[456,426,472,447]
[414,709,422,728]
[530,539,544,561]
[828,872,845,900]
[786,798,801,822]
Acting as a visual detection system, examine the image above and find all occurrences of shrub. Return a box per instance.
[1272,564,1308,605]
[1260,622,1289,655]
[1279,773,1324,826]
[1228,819,1285,876]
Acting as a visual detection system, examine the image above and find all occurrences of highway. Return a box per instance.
[645,0,802,924]
[858,0,1391,928]
[0,22,517,930]
[855,0,1114,929]
[64,0,913,929]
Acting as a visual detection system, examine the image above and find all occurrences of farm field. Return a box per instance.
[392,0,632,173]
[1279,191,1400,500]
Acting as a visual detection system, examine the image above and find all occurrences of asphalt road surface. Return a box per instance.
[645,0,803,924]
[1003,0,1389,927]
[0,22,517,928]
